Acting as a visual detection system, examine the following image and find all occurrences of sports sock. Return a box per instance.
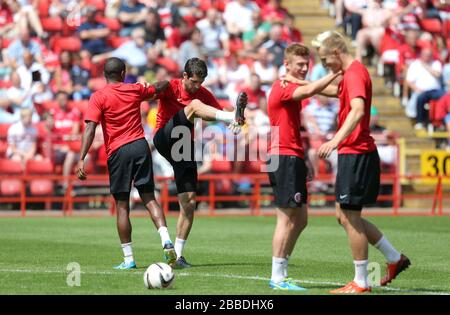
[175,238,186,258]
[271,257,287,283]
[374,236,401,263]
[158,227,171,248]
[215,110,235,123]
[353,260,369,288]
[121,242,134,264]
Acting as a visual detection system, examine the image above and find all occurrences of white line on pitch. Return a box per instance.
[0,268,448,295]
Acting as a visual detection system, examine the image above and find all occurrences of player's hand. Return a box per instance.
[76,160,87,180]
[280,75,309,88]
[318,140,338,159]
[153,80,169,94]
[228,120,242,135]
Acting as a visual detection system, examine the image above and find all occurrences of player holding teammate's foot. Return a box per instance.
[151,58,246,268]
[76,57,177,269]
[313,32,410,293]
[267,43,342,291]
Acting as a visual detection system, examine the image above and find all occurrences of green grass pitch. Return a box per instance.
[0,215,449,295]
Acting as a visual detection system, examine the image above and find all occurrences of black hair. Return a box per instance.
[104,57,126,82]
[184,57,208,79]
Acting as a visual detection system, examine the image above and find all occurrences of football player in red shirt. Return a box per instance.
[316,31,410,293]
[152,58,246,268]
[76,57,177,270]
[267,43,342,290]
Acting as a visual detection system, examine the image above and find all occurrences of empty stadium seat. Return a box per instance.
[0,159,23,196]
[37,0,50,17]
[25,159,54,196]
[51,37,82,54]
[0,123,10,157]
[41,17,63,32]
[420,19,442,34]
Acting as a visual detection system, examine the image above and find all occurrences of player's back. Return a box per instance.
[267,80,304,159]
[88,82,155,157]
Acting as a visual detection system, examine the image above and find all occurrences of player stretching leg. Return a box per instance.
[76,57,177,269]
[267,43,342,290]
[152,58,246,268]
[314,32,410,293]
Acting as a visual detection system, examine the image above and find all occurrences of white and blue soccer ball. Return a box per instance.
[143,262,175,289]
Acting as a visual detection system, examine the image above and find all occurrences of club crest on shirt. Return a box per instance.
[294,192,302,203]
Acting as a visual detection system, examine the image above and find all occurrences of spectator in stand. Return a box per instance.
[51,51,73,96]
[435,91,450,149]
[196,7,230,58]
[239,73,266,111]
[7,0,47,39]
[92,28,150,68]
[219,53,251,106]
[406,47,445,129]
[223,0,260,36]
[369,106,397,170]
[0,37,12,80]
[242,11,270,52]
[0,88,14,123]
[443,58,450,92]
[6,28,42,67]
[261,22,287,68]
[78,5,111,56]
[354,0,392,62]
[143,8,165,47]
[203,55,227,99]
[118,0,148,37]
[303,95,339,176]
[16,50,52,105]
[252,46,277,93]
[6,107,40,165]
[177,27,204,70]
[177,0,203,26]
[6,71,38,121]
[397,29,421,105]
[50,91,81,182]
[71,53,91,100]
[343,0,368,41]
[0,0,15,38]
[153,0,182,30]
[137,47,161,83]
[261,0,288,23]
[49,0,81,18]
[282,13,303,44]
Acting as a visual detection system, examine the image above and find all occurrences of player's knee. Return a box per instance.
[181,199,196,217]
[185,99,200,118]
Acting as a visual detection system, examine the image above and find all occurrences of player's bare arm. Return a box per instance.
[318,97,365,158]
[76,121,98,180]
[282,74,340,97]
[291,71,342,101]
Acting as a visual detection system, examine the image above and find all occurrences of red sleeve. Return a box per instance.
[279,83,299,102]
[200,88,222,110]
[347,70,367,102]
[85,91,104,123]
[137,83,156,101]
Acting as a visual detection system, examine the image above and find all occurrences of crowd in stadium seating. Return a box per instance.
[0,0,448,200]
[326,0,450,146]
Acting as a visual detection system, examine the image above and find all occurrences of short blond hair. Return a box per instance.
[284,43,310,62]
[313,31,348,54]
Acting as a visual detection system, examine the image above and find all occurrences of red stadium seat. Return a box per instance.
[211,160,233,173]
[0,123,11,140]
[41,16,63,32]
[97,17,121,32]
[420,19,442,34]
[1,38,11,49]
[444,20,450,38]
[0,159,23,196]
[51,37,82,54]
[37,0,50,17]
[107,36,130,48]
[0,80,12,88]
[41,100,59,111]
[25,159,54,196]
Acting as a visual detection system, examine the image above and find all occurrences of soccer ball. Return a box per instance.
[143,262,175,289]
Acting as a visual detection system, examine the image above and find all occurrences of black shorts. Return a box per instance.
[336,150,380,208]
[268,155,308,208]
[153,109,197,194]
[107,138,154,194]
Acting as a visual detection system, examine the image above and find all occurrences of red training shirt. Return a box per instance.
[50,107,82,145]
[337,60,376,154]
[155,78,223,132]
[85,83,156,158]
[267,80,304,159]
